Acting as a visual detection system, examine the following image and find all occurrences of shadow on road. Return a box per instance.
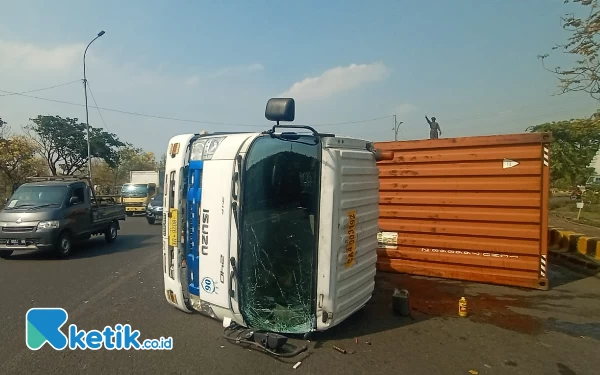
[5,233,157,260]
[548,261,597,288]
[310,272,434,344]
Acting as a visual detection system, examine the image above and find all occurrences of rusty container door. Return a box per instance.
[375,132,552,290]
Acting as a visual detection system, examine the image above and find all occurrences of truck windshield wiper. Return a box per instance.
[5,203,35,210]
[25,203,60,210]
[269,133,318,146]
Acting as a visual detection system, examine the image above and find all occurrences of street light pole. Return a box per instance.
[393,115,404,141]
[83,30,105,185]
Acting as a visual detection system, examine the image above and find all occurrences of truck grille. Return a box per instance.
[2,226,35,233]
[127,202,146,207]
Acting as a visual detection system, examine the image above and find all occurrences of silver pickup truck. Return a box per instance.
[0,177,126,259]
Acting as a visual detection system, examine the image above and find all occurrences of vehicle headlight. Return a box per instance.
[190,136,225,160]
[190,139,207,160]
[147,203,153,210]
[37,220,60,230]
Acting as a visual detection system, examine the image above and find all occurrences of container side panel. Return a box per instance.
[375,133,550,290]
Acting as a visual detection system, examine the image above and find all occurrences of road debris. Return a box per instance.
[293,362,302,369]
[332,345,347,354]
[468,370,479,375]
[459,297,468,317]
[392,288,410,316]
[354,338,358,344]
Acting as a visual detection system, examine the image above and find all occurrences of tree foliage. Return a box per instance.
[528,117,600,187]
[92,145,158,190]
[24,115,124,175]
[539,0,600,100]
[158,153,166,170]
[0,135,48,185]
[0,116,7,138]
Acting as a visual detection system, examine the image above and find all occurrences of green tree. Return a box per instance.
[24,115,124,175]
[0,135,48,185]
[528,117,600,187]
[158,153,166,170]
[0,116,8,138]
[539,0,600,100]
[110,145,158,185]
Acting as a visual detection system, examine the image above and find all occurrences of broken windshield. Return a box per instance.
[238,134,321,334]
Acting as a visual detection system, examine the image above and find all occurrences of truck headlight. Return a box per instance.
[190,136,225,160]
[190,139,207,160]
[147,203,153,210]
[37,220,60,230]
[204,137,225,159]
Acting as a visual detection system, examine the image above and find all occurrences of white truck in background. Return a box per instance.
[121,171,160,216]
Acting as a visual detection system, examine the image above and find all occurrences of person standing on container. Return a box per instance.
[425,115,442,139]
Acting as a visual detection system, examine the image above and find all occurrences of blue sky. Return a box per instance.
[0,0,598,156]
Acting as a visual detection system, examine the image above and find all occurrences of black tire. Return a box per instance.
[55,231,73,259]
[105,221,118,243]
[126,212,134,217]
[0,250,13,259]
[147,217,156,225]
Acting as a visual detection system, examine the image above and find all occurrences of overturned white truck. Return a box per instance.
[162,98,386,355]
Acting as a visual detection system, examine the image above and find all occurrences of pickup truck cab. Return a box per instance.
[0,177,126,259]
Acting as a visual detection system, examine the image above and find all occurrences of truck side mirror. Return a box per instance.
[69,196,79,205]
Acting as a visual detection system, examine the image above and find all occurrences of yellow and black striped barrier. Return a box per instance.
[548,227,600,262]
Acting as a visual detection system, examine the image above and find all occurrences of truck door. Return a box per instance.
[186,160,203,296]
[67,183,91,236]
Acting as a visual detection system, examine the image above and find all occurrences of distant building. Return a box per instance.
[590,150,600,175]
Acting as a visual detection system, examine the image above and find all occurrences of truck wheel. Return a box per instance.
[147,217,156,225]
[105,221,118,243]
[55,232,73,259]
[0,250,13,259]
[127,212,133,217]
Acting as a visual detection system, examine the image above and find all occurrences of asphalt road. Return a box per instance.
[1,218,600,375]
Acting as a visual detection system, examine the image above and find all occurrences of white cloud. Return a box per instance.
[279,62,390,101]
[0,40,84,72]
[185,75,200,86]
[184,63,264,86]
[395,103,417,114]
[209,63,264,78]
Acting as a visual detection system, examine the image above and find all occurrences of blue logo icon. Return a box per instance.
[26,307,174,351]
[201,277,216,293]
[26,308,69,350]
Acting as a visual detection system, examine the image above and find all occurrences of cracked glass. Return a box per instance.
[238,134,320,334]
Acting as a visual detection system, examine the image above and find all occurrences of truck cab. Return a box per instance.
[163,98,386,336]
[121,172,159,216]
[585,175,600,189]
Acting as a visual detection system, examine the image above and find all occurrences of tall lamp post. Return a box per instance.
[83,30,105,185]
[393,114,404,141]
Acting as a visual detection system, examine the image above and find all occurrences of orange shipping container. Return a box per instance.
[374,132,552,290]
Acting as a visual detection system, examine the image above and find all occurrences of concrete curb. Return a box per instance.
[548,227,600,273]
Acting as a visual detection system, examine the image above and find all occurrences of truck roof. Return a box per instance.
[21,180,86,187]
[21,176,91,188]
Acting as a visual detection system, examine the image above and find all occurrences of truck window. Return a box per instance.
[71,186,85,204]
